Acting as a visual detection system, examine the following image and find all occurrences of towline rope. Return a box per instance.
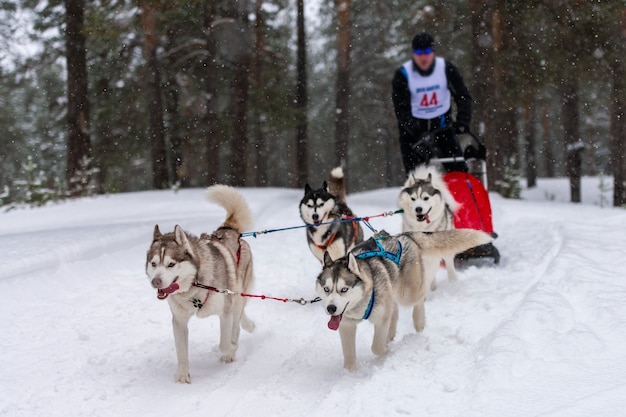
[187,210,404,306]
[192,281,322,305]
[239,209,404,238]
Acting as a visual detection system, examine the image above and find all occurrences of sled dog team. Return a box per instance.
[146,166,493,382]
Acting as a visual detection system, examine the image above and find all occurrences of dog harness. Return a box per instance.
[314,220,360,252]
[362,290,375,320]
[188,228,243,309]
[353,237,400,321]
[355,237,402,265]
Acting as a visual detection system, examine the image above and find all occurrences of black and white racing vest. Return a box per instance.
[402,57,451,120]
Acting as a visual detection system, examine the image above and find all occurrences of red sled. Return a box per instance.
[444,171,494,234]
[425,129,500,264]
[444,171,500,264]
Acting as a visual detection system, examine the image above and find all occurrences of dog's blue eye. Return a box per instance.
[324,287,330,293]
[341,287,348,293]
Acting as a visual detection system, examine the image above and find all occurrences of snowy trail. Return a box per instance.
[2,186,626,417]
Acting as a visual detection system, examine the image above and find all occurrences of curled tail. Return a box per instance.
[327,166,347,203]
[407,229,494,257]
[206,185,253,232]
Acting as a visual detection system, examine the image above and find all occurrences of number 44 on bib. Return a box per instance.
[420,92,438,107]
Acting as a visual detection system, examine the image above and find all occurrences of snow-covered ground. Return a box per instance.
[1,176,625,417]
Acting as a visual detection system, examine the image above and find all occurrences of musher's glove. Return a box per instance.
[411,134,435,164]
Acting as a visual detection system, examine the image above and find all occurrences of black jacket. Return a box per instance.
[391,58,473,137]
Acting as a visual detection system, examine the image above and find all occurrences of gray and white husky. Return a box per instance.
[316,229,493,371]
[300,167,364,262]
[398,165,460,282]
[145,185,255,383]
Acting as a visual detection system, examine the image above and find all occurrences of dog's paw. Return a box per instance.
[220,353,236,363]
[343,361,357,372]
[446,267,458,282]
[413,309,426,332]
[413,321,425,332]
[371,344,389,356]
[444,258,458,282]
[175,372,191,384]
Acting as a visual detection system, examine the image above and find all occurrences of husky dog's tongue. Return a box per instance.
[328,314,342,331]
[417,212,431,223]
[157,281,180,299]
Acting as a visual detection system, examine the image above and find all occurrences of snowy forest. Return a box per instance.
[1,0,625,206]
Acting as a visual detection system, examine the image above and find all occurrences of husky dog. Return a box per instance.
[300,167,364,262]
[146,185,255,383]
[316,229,493,371]
[398,165,461,283]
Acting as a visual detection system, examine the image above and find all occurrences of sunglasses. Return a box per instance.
[413,48,433,55]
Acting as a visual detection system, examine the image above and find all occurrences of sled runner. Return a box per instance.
[421,129,501,264]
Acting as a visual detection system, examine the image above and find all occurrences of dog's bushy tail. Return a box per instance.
[408,229,493,257]
[327,166,347,203]
[206,185,253,232]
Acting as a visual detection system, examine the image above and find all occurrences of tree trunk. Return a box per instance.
[541,99,555,178]
[230,1,250,186]
[252,0,269,187]
[524,102,537,188]
[295,0,308,187]
[165,74,187,187]
[64,0,91,196]
[610,8,626,207]
[140,1,169,189]
[469,0,496,190]
[561,78,582,203]
[203,0,220,186]
[489,4,518,192]
[610,63,625,206]
[334,0,351,170]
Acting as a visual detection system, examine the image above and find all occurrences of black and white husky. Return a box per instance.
[316,229,493,371]
[397,165,461,282]
[300,167,364,262]
[146,185,255,383]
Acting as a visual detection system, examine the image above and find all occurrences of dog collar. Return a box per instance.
[315,231,338,251]
[362,289,375,320]
[314,219,360,252]
[355,237,402,265]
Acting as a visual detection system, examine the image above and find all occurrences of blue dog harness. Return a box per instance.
[355,237,403,265]
[355,236,402,320]
[362,290,375,320]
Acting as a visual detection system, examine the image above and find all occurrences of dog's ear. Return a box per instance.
[322,180,328,191]
[347,252,360,275]
[153,225,162,240]
[304,184,312,193]
[174,225,195,259]
[323,251,334,267]
[426,173,432,182]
